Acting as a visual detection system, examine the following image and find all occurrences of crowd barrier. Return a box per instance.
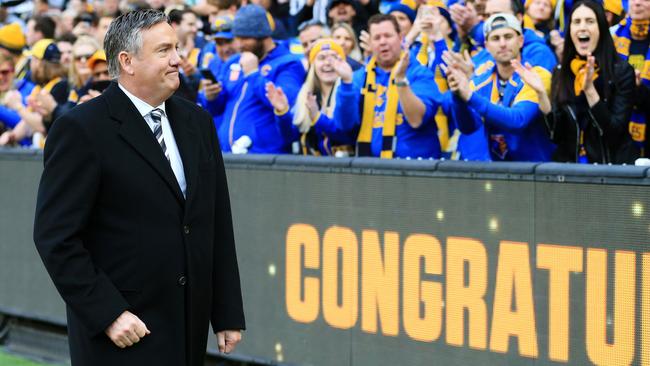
[1,149,650,365]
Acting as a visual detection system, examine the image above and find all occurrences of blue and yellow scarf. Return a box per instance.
[614,17,650,156]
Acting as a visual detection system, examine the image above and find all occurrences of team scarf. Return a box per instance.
[570,57,599,96]
[569,58,600,163]
[614,17,650,155]
[415,36,456,154]
[358,55,402,158]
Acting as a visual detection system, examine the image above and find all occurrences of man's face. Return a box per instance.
[484,0,513,18]
[328,2,356,24]
[26,20,42,47]
[390,11,413,38]
[235,37,265,59]
[485,27,523,64]
[629,0,650,20]
[216,38,236,61]
[369,20,402,68]
[129,22,180,101]
[178,12,199,42]
[57,41,73,69]
[95,17,113,45]
[91,60,110,81]
[299,25,323,57]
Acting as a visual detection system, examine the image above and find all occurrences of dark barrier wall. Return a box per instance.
[2,150,650,365]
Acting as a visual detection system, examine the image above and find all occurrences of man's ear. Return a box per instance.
[118,51,134,76]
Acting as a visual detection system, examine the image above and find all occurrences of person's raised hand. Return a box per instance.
[3,90,23,111]
[333,56,353,83]
[239,52,259,76]
[584,54,596,92]
[512,59,546,95]
[359,30,371,58]
[202,80,223,101]
[105,311,150,349]
[265,82,289,113]
[395,49,410,80]
[306,92,320,121]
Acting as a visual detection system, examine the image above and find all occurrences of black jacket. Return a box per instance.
[34,83,245,366]
[545,61,639,164]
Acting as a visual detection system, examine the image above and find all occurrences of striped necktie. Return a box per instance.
[150,108,169,161]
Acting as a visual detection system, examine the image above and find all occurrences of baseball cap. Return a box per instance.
[483,13,522,38]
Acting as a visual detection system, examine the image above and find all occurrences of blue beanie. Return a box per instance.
[232,4,273,38]
[386,0,417,23]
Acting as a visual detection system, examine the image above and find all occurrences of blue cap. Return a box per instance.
[213,15,234,39]
[386,0,417,23]
[232,4,273,38]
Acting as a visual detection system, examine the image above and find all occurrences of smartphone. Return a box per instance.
[200,68,218,83]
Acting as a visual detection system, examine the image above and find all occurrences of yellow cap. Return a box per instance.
[30,39,61,62]
[308,39,345,64]
[0,23,25,54]
[604,0,624,16]
[87,49,106,69]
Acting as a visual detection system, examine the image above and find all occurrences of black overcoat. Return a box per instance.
[33,82,245,366]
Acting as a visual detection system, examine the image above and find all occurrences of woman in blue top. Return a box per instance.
[266,38,356,156]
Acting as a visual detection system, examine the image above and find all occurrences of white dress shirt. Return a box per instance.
[118,83,187,198]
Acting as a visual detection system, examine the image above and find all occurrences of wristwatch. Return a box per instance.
[393,78,409,87]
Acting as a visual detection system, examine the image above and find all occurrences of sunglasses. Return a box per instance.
[74,53,94,62]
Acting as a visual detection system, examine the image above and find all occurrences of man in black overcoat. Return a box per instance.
[33,9,245,366]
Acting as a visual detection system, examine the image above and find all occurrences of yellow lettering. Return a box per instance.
[361,230,399,336]
[285,224,320,323]
[403,233,442,342]
[536,244,583,362]
[322,226,358,329]
[586,249,635,366]
[489,241,538,358]
[446,236,488,349]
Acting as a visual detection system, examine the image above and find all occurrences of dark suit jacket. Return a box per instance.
[33,82,245,366]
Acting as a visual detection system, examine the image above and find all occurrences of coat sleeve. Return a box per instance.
[589,62,635,147]
[206,110,246,332]
[33,112,130,337]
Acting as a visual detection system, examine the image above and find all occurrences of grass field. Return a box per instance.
[0,349,55,366]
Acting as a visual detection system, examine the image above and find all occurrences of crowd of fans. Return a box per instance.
[0,0,647,163]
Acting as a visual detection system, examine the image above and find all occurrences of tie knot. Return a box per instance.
[150,108,163,123]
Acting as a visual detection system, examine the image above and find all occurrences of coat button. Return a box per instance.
[183,225,190,234]
[178,275,187,286]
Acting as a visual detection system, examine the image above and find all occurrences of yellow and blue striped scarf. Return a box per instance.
[614,17,650,156]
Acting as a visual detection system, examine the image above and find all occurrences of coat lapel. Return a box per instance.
[104,83,185,204]
[166,96,200,208]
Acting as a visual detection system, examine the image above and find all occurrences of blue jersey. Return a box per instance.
[335,60,442,158]
[210,43,305,153]
[451,63,555,161]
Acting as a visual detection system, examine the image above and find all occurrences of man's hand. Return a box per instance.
[265,82,289,113]
[240,52,259,76]
[202,80,223,101]
[395,50,410,81]
[105,311,150,349]
[216,330,242,354]
[444,63,472,101]
[179,57,197,77]
[442,50,474,78]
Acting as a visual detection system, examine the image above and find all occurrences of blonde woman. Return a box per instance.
[331,22,363,69]
[68,35,100,103]
[266,39,356,156]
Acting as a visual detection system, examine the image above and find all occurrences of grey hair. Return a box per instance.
[104,9,169,79]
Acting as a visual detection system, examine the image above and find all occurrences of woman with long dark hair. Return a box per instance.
[514,0,638,164]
